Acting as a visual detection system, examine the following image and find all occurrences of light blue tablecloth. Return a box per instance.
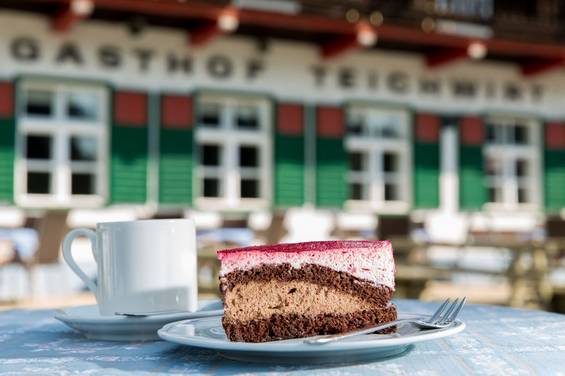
[0,300,564,375]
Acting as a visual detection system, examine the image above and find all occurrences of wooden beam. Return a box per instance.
[521,57,565,77]
[51,8,82,32]
[189,21,222,47]
[426,48,468,68]
[51,0,93,33]
[321,34,358,59]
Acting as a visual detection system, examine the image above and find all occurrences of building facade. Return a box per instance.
[0,5,564,241]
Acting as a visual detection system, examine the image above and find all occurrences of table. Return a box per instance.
[1,300,564,375]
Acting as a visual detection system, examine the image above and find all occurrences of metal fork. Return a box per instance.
[304,297,467,345]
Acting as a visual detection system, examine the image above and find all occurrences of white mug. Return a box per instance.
[62,219,197,316]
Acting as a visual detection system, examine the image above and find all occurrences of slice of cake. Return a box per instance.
[217,240,396,343]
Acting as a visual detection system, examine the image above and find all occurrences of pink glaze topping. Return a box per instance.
[217,240,395,289]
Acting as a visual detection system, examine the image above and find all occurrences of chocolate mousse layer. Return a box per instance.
[220,263,394,308]
[223,305,398,343]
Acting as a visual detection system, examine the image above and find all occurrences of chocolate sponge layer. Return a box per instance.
[220,263,396,342]
[223,305,398,343]
[219,263,394,307]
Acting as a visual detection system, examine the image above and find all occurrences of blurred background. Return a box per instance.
[1,0,565,313]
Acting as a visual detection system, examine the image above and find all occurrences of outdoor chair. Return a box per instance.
[0,239,16,267]
[19,211,69,296]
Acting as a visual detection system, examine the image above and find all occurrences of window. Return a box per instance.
[484,116,540,208]
[346,105,410,211]
[16,81,108,207]
[196,95,271,208]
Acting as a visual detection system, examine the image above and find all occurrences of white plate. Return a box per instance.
[55,300,223,341]
[158,313,465,364]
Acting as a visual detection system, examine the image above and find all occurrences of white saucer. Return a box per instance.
[55,299,223,341]
[158,312,465,364]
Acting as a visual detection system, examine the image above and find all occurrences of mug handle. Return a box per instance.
[62,228,98,295]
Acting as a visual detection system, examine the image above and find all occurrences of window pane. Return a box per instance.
[27,172,50,194]
[517,187,529,204]
[349,152,365,172]
[349,183,364,200]
[241,178,259,198]
[488,186,502,203]
[485,157,501,177]
[70,136,97,161]
[347,115,364,135]
[383,152,398,173]
[67,92,99,121]
[199,103,221,127]
[384,183,398,201]
[200,144,221,166]
[24,90,53,117]
[203,178,220,197]
[486,123,504,144]
[26,135,52,160]
[71,173,95,195]
[515,159,528,178]
[236,105,259,130]
[239,146,258,167]
[513,125,528,145]
[381,124,399,138]
[486,123,496,142]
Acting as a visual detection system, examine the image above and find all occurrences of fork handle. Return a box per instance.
[303,318,414,345]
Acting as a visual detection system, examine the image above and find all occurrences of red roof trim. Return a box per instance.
[42,0,565,62]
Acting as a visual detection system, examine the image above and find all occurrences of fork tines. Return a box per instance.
[435,297,467,325]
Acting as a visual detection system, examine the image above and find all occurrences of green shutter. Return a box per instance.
[316,137,347,207]
[459,145,486,210]
[159,128,193,204]
[110,126,148,203]
[413,142,440,208]
[274,133,304,207]
[414,142,440,209]
[0,117,15,203]
[274,103,305,208]
[544,122,565,212]
[544,150,565,212]
[413,113,440,209]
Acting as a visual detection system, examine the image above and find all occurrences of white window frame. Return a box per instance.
[345,104,412,214]
[195,93,272,211]
[14,80,108,208]
[483,115,541,211]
